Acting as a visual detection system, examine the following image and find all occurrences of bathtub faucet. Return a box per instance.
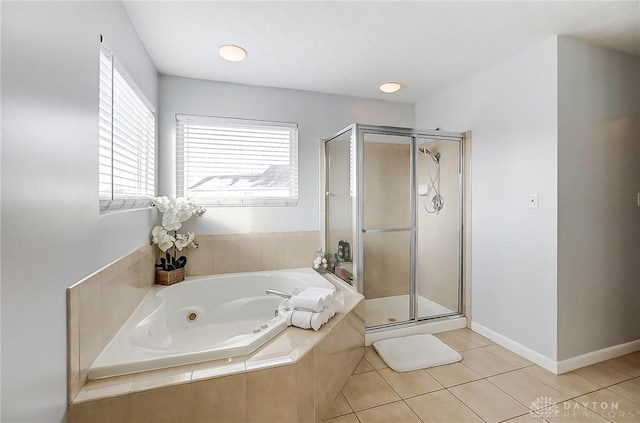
[265,289,292,299]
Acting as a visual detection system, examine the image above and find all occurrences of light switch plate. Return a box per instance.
[529,193,539,209]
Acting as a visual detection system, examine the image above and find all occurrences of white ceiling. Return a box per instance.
[123,1,640,104]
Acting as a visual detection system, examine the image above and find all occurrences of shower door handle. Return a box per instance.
[362,228,413,234]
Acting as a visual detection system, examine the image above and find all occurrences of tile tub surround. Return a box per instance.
[68,275,365,423]
[67,243,155,404]
[184,230,321,276]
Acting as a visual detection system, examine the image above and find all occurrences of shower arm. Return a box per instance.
[418,147,441,164]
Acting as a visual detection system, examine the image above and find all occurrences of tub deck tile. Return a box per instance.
[130,372,192,394]
[245,355,295,372]
[73,382,132,404]
[191,361,247,382]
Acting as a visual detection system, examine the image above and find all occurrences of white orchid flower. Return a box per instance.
[152,228,175,252]
[174,234,186,251]
[174,232,194,251]
[177,209,193,223]
[173,197,194,222]
[151,225,166,244]
[185,231,198,249]
[162,211,182,231]
[192,206,206,217]
[153,196,172,213]
[157,234,175,252]
[187,198,206,217]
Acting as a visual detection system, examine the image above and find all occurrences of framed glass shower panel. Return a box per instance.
[361,132,414,326]
[415,137,463,318]
[324,128,355,284]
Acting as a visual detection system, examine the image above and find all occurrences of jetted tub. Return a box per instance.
[89,268,335,379]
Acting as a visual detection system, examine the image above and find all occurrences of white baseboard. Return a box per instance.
[471,322,559,373]
[557,339,640,373]
[471,321,640,374]
[365,317,466,346]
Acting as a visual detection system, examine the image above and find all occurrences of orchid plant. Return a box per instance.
[151,196,206,271]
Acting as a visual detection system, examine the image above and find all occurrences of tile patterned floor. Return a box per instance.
[322,329,640,423]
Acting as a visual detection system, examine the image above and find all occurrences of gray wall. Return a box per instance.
[416,35,640,365]
[557,37,640,360]
[416,37,560,360]
[158,75,414,234]
[1,2,158,421]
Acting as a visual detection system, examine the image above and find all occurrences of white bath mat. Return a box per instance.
[372,334,462,372]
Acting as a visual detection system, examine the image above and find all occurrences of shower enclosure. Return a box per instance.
[322,124,464,330]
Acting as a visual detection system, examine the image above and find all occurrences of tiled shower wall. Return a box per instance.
[67,244,155,403]
[184,231,320,276]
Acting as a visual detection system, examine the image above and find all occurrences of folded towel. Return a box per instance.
[290,295,324,312]
[290,309,323,331]
[303,287,336,305]
[321,308,330,324]
[282,305,336,331]
[281,287,338,331]
[289,287,337,312]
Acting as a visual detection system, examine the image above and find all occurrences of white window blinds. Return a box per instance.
[176,115,298,206]
[99,41,155,212]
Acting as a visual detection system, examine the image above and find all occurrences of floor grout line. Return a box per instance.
[443,384,490,423]
[402,399,427,423]
[483,373,560,415]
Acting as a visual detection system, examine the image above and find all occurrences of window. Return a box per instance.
[98,39,155,212]
[176,115,298,206]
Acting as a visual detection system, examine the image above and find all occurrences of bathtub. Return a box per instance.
[89,268,335,379]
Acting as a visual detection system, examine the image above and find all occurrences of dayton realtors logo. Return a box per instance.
[530,397,634,420]
[569,400,634,420]
[529,396,560,419]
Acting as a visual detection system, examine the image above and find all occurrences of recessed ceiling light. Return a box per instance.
[218,45,247,62]
[379,82,402,93]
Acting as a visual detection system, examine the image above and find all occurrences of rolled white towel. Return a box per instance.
[320,304,337,324]
[290,309,323,331]
[303,287,336,305]
[290,294,324,312]
[282,308,293,325]
[322,308,330,324]
[327,302,336,317]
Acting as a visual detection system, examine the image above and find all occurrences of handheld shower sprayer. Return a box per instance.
[419,144,444,214]
[418,147,441,164]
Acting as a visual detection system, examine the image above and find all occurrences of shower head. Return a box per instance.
[418,147,441,164]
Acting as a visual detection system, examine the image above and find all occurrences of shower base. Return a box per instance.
[365,294,454,327]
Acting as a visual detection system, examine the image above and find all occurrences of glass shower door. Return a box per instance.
[415,137,462,318]
[361,132,413,327]
[325,127,354,285]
